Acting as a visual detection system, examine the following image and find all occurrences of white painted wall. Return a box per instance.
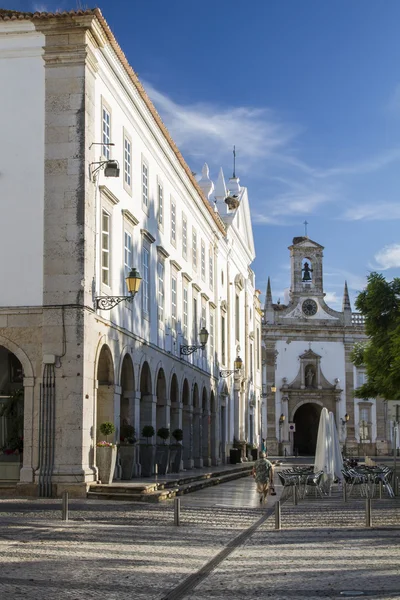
[0,24,45,306]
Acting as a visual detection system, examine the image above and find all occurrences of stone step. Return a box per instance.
[88,483,157,495]
[86,465,253,502]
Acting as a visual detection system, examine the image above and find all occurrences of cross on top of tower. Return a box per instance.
[303,220,309,237]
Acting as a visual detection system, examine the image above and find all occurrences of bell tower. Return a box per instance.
[289,236,325,303]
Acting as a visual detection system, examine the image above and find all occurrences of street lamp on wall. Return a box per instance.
[95,268,142,310]
[219,355,243,378]
[180,327,209,356]
[340,413,350,425]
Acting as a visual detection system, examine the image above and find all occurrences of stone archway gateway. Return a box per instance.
[293,402,322,455]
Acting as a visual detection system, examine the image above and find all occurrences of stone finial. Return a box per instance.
[342,281,351,311]
[265,277,273,310]
[227,174,241,196]
[214,167,227,201]
[197,163,214,200]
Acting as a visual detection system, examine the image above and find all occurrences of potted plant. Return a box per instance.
[96,422,117,484]
[169,428,183,473]
[156,427,170,475]
[140,425,156,477]
[118,421,137,480]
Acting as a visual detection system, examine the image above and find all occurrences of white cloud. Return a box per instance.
[373,244,400,270]
[144,81,299,172]
[341,203,400,221]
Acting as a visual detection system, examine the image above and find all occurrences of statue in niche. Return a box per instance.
[302,261,313,282]
[305,366,315,388]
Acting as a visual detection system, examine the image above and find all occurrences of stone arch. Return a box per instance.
[139,361,154,442]
[182,378,192,467]
[201,386,210,465]
[292,401,323,456]
[210,389,218,465]
[119,353,135,441]
[170,373,180,438]
[155,367,168,434]
[96,344,115,443]
[192,383,202,466]
[0,334,34,380]
[290,398,324,421]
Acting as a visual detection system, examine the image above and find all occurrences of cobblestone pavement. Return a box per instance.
[0,479,399,600]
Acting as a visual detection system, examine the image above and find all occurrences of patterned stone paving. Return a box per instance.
[0,479,398,600]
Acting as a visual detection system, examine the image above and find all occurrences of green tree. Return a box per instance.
[352,272,400,400]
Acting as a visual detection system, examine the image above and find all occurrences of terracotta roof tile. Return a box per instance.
[0,7,226,234]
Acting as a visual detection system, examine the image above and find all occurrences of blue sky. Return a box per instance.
[7,0,400,309]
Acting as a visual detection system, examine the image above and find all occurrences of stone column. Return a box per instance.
[140,394,157,436]
[202,409,211,466]
[183,405,193,468]
[193,407,203,468]
[19,377,35,484]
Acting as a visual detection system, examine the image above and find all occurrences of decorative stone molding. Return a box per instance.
[234,273,244,291]
[156,245,169,259]
[170,259,182,271]
[182,272,192,282]
[122,209,139,227]
[140,229,156,244]
[220,300,227,312]
[99,185,120,205]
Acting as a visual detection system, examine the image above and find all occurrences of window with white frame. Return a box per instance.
[192,228,197,270]
[256,327,260,370]
[157,261,164,324]
[102,105,111,159]
[142,161,149,207]
[124,230,132,278]
[182,215,187,259]
[171,274,177,331]
[357,370,368,387]
[158,182,164,227]
[201,301,206,329]
[221,314,226,365]
[209,250,213,290]
[183,283,188,338]
[209,309,214,357]
[123,134,131,190]
[193,297,198,341]
[101,210,110,286]
[250,343,253,380]
[142,246,150,315]
[201,240,206,281]
[171,200,176,245]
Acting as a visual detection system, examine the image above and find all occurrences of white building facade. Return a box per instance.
[262,236,389,457]
[0,8,261,495]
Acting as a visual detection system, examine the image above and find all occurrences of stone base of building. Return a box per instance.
[376,440,389,456]
[17,481,90,498]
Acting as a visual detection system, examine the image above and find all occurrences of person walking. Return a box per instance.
[252,451,274,504]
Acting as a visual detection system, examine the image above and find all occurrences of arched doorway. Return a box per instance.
[170,374,180,435]
[201,387,210,466]
[120,354,135,441]
[139,361,153,440]
[293,402,322,455]
[192,383,202,467]
[182,379,192,468]
[96,345,114,442]
[0,346,24,465]
[155,368,168,435]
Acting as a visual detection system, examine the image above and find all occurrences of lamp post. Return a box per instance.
[180,327,209,356]
[219,355,243,378]
[95,267,142,310]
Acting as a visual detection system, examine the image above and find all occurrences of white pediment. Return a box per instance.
[284,301,339,320]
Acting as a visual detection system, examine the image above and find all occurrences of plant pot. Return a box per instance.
[169,444,183,473]
[229,448,242,465]
[251,448,258,461]
[140,444,156,477]
[155,445,170,475]
[119,444,137,480]
[96,445,117,484]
